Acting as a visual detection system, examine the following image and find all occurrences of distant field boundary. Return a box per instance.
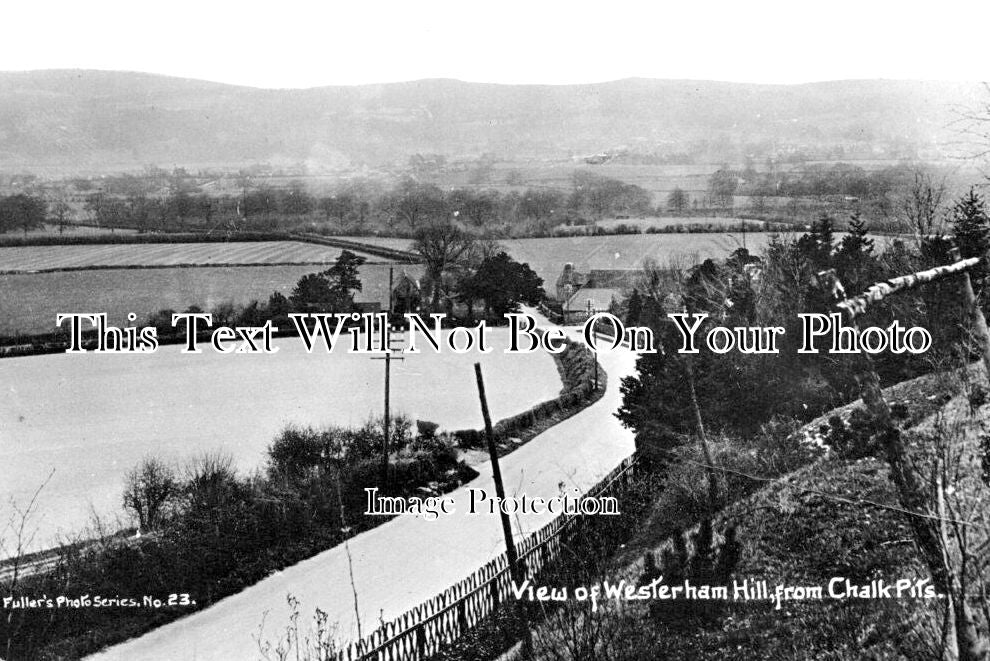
[0,230,290,247]
[0,259,399,276]
[292,232,421,263]
[0,230,423,263]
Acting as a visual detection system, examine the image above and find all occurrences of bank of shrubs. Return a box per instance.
[1,416,475,660]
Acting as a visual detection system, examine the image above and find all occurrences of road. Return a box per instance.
[88,314,638,660]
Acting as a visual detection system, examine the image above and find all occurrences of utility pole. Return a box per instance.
[371,307,404,486]
[474,363,532,654]
[586,299,598,390]
[387,265,394,323]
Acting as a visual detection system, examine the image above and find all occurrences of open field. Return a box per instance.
[0,328,562,555]
[0,241,367,273]
[339,232,796,294]
[0,263,421,336]
[341,231,897,295]
[1,231,885,337]
[501,232,798,291]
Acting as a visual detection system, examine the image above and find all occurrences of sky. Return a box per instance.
[1,0,988,88]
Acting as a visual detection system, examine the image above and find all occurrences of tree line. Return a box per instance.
[620,188,990,447]
[72,171,654,235]
[616,186,990,656]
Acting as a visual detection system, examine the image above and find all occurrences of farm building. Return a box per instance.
[554,263,639,301]
[390,272,423,314]
[562,288,622,323]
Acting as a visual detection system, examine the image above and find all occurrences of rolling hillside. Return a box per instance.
[0,71,982,171]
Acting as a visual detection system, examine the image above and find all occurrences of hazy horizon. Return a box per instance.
[1,68,984,91]
[2,1,988,89]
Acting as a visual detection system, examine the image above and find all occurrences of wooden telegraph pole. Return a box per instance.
[474,363,521,581]
[371,277,404,486]
[586,299,598,390]
[474,363,532,653]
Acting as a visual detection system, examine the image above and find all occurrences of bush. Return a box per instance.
[267,425,332,480]
[824,408,883,459]
[416,419,440,439]
[749,415,822,475]
[453,428,484,449]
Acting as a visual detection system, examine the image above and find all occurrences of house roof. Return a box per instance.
[586,269,638,288]
[564,288,622,313]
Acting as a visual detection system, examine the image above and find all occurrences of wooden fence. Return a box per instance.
[331,453,639,661]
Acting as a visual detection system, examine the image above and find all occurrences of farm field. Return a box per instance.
[0,328,562,555]
[500,233,784,289]
[2,231,882,337]
[0,241,368,273]
[0,263,422,336]
[338,232,802,294]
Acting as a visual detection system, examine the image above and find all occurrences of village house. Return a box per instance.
[562,288,621,323]
[554,263,638,323]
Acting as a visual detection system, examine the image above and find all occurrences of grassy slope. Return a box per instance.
[599,368,986,660]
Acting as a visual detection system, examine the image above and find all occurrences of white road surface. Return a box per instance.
[88,318,638,660]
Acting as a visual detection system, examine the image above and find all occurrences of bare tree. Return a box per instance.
[381,179,446,230]
[2,471,54,659]
[950,83,990,176]
[48,194,73,234]
[122,457,178,533]
[412,221,476,312]
[923,405,990,661]
[903,171,948,241]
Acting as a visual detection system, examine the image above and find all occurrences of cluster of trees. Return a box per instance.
[78,171,655,236]
[0,194,47,234]
[684,161,965,228]
[746,161,924,200]
[618,188,990,656]
[412,223,544,319]
[287,250,366,314]
[620,187,990,452]
[725,160,945,216]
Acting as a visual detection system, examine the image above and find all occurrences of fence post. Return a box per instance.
[490,575,500,610]
[415,621,427,657]
[457,597,468,634]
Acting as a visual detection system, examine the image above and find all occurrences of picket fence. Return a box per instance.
[330,453,639,661]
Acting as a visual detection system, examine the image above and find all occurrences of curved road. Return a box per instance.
[89,314,637,660]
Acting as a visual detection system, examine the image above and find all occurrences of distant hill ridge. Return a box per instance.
[0,70,981,171]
